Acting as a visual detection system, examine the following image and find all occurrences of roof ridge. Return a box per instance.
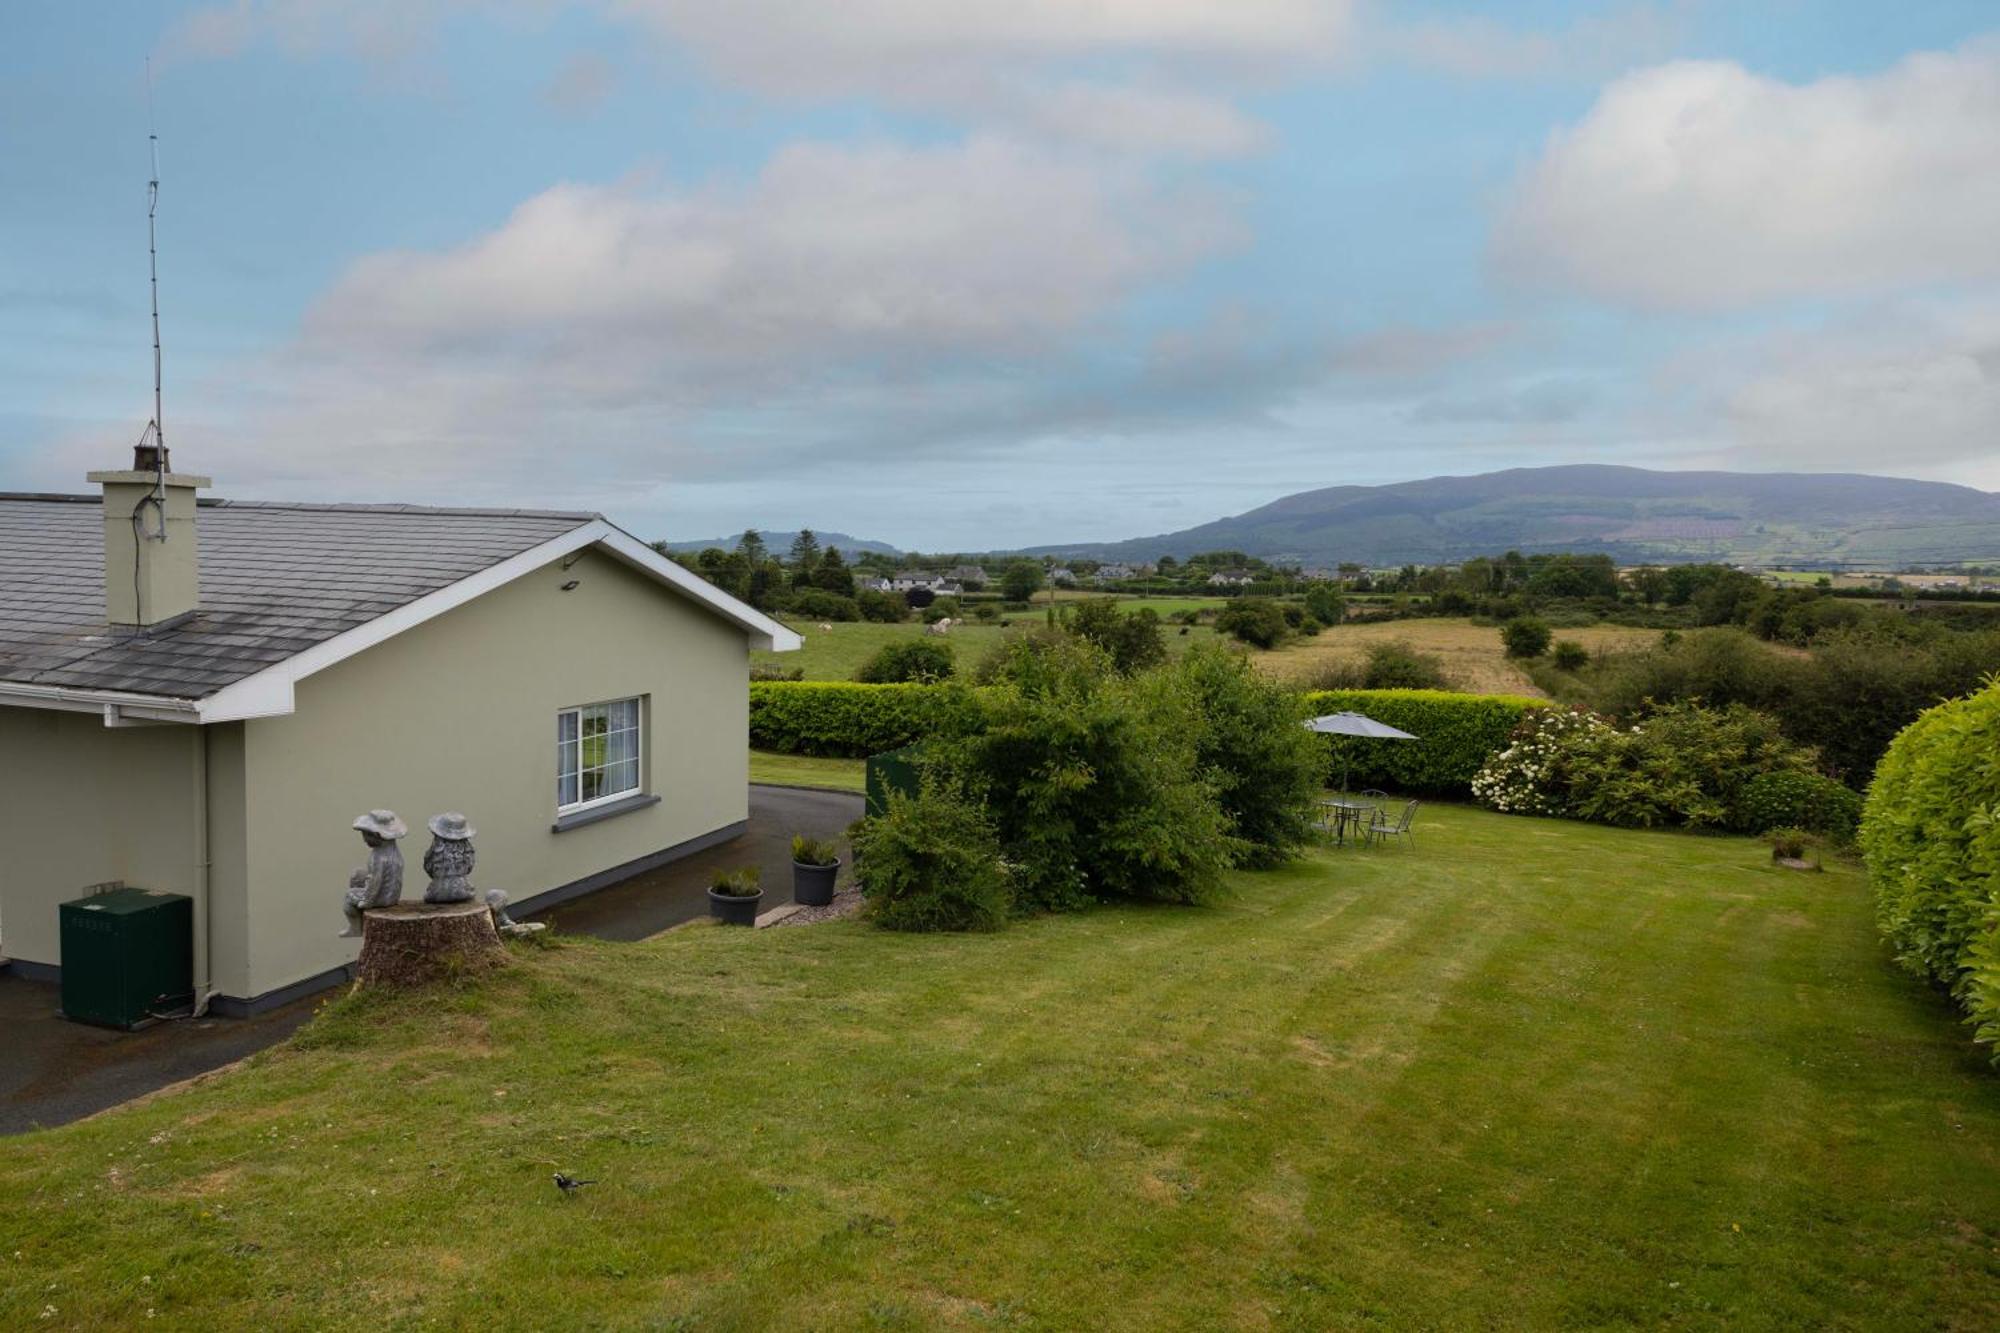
[0,492,598,521]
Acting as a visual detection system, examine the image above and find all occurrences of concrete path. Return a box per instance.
[0,783,863,1134]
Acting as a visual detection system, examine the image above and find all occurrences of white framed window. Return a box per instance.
[557,697,642,814]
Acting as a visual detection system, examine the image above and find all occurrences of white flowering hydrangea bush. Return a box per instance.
[1469,708,1613,817]
[1474,700,1823,829]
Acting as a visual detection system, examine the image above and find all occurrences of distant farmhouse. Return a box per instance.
[1094,562,1148,582]
[0,455,797,1014]
[873,569,961,594]
[1049,566,1077,586]
[946,564,987,586]
[1206,568,1257,587]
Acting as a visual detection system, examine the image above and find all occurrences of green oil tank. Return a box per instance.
[59,886,194,1029]
[864,744,924,817]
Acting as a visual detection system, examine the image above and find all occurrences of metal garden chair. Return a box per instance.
[1367,799,1419,850]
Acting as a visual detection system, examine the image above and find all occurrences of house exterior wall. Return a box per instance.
[0,711,252,997]
[235,548,750,998]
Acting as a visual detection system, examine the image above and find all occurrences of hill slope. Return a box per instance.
[660,529,900,557]
[1034,465,2000,567]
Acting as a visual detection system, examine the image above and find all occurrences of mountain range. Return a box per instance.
[659,529,901,558]
[1024,466,2000,568]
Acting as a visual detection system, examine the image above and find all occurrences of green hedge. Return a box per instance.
[1860,680,2000,1052]
[1298,689,1547,796]
[752,680,1543,789]
[749,682,985,757]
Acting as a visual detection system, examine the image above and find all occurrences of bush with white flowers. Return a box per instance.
[1473,701,1823,830]
[1470,708,1613,817]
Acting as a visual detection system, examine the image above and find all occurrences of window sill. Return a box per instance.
[551,792,660,833]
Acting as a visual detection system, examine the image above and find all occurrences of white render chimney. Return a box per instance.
[88,452,211,627]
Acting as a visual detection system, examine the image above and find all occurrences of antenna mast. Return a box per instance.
[141,57,168,477]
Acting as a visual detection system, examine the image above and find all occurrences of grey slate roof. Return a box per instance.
[0,494,594,700]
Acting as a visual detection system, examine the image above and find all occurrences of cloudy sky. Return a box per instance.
[5,2,1998,550]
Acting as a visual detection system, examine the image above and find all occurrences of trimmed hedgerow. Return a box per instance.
[1860,680,2000,1053]
[748,681,984,757]
[1298,689,1547,796]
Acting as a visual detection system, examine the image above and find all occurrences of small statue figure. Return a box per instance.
[485,887,545,937]
[340,810,408,937]
[423,812,478,904]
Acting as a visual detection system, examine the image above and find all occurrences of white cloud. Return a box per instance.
[1715,296,2000,485]
[607,0,1351,92]
[1496,42,2000,309]
[122,135,1239,505]
[1379,3,1684,81]
[309,137,1231,363]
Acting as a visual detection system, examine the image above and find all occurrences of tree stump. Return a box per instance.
[355,900,504,987]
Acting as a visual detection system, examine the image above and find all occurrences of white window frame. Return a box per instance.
[556,696,645,816]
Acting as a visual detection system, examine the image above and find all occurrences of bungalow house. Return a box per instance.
[887,569,948,593]
[945,564,987,586]
[1095,563,1138,582]
[0,459,798,1015]
[1206,569,1257,587]
[1049,566,1076,586]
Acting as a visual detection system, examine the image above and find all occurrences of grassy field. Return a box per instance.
[5,807,1997,1328]
[1258,619,1663,696]
[749,750,867,792]
[756,617,1221,682]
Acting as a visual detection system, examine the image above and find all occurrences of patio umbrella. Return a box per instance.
[1304,712,1418,795]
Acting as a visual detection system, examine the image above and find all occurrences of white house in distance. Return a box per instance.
[0,455,798,1015]
[1206,569,1257,587]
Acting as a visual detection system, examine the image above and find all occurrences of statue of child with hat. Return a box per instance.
[423,812,478,904]
[340,810,408,937]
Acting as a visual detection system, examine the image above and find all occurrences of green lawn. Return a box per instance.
[756,617,1220,682]
[749,750,866,792]
[5,807,1998,1329]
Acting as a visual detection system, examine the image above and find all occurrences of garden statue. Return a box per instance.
[423,812,478,903]
[339,809,408,937]
[485,887,546,938]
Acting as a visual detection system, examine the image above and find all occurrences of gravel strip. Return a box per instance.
[769,885,864,927]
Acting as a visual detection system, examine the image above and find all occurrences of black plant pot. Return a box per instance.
[707,887,763,926]
[793,858,840,907]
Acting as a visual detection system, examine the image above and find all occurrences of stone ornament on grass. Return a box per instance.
[423,812,478,904]
[339,809,407,937]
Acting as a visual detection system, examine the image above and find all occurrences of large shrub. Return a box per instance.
[1473,701,1818,830]
[1065,598,1167,674]
[1297,689,1546,796]
[851,778,1011,932]
[1564,624,2000,787]
[952,634,1230,911]
[1216,598,1290,649]
[749,681,984,756]
[784,588,861,622]
[854,638,955,684]
[1469,709,1614,817]
[1861,680,2000,1050]
[1165,644,1323,867]
[1734,770,1863,840]
[1501,617,1553,659]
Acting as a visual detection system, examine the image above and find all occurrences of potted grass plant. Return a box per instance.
[706,865,763,925]
[791,834,841,907]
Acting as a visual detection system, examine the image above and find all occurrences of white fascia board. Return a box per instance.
[588,522,804,653]
[0,681,200,724]
[195,517,801,724]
